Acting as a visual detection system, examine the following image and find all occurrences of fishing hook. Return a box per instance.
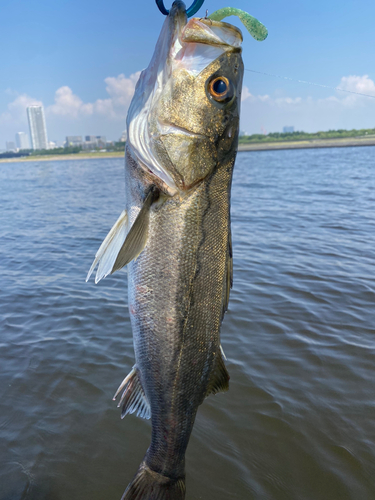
[155,0,205,18]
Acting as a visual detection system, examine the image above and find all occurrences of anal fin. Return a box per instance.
[206,352,230,397]
[113,366,151,420]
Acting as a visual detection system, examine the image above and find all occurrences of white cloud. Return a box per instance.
[93,72,141,119]
[258,94,270,102]
[338,74,375,96]
[47,72,142,121]
[0,93,42,126]
[240,74,375,134]
[48,86,93,118]
[333,75,375,107]
[275,96,302,105]
[0,72,142,143]
[243,74,375,109]
[1,73,374,143]
[241,86,252,102]
[105,73,141,107]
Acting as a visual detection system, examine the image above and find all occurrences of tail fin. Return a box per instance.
[121,462,185,500]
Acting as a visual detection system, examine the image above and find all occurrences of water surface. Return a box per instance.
[0,147,374,499]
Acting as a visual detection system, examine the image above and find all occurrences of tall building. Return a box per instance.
[27,105,48,150]
[15,132,29,150]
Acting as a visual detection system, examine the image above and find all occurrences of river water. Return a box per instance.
[0,147,374,500]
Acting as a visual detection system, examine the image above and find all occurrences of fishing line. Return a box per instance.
[245,69,375,99]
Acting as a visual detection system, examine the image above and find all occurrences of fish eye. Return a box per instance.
[207,76,234,104]
[213,79,227,94]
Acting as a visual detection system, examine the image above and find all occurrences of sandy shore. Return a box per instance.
[0,151,125,163]
[238,135,375,152]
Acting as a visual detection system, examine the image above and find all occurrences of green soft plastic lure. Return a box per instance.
[208,7,268,41]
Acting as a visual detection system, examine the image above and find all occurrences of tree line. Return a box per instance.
[239,128,375,144]
[0,142,126,159]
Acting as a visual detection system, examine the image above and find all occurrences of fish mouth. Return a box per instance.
[126,2,242,195]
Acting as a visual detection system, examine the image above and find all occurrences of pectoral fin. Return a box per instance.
[86,187,157,284]
[86,210,128,284]
[111,187,156,273]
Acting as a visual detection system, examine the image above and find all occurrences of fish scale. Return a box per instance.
[123,147,234,495]
[86,1,252,497]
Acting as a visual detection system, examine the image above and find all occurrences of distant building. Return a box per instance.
[27,105,48,150]
[82,135,106,149]
[96,136,106,148]
[119,130,127,142]
[6,141,16,151]
[283,126,294,133]
[65,136,83,147]
[15,132,29,150]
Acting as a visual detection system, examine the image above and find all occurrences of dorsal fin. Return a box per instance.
[206,351,230,397]
[113,366,151,420]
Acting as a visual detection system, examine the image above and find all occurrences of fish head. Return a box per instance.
[127,1,244,193]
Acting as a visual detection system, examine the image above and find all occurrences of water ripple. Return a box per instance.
[1,149,375,499]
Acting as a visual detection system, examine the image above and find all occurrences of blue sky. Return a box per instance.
[1,0,375,146]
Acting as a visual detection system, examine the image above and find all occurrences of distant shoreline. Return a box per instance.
[0,151,125,163]
[1,136,375,163]
[238,136,375,152]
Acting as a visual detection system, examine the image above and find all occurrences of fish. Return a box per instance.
[87,1,244,498]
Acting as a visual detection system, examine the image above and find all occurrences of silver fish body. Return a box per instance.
[88,2,244,498]
[124,140,234,493]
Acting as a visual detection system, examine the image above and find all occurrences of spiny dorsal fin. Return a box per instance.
[113,366,151,420]
[206,352,230,397]
[112,187,157,273]
[86,210,128,284]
